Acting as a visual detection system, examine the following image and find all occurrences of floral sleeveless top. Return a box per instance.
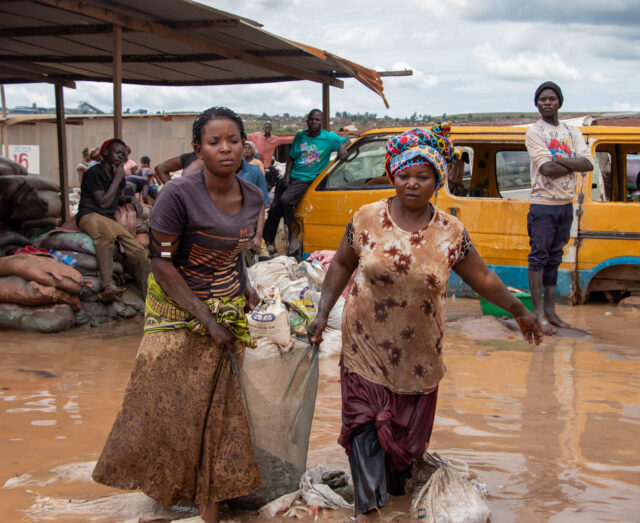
[342,198,471,394]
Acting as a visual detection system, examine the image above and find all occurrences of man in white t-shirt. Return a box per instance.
[525,81,593,334]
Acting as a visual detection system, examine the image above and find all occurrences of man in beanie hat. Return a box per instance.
[77,138,150,301]
[525,81,593,334]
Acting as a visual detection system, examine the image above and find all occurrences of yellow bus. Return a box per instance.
[295,125,640,303]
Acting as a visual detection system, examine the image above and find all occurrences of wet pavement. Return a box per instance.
[1,298,639,522]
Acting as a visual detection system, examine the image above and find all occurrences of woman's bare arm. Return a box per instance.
[453,246,543,345]
[150,228,236,349]
[308,234,358,344]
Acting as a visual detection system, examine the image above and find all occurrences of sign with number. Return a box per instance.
[8,145,40,174]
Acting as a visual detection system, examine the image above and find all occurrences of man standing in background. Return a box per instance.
[263,109,349,255]
[525,81,593,335]
[247,122,293,167]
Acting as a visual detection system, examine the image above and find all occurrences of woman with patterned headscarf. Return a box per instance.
[308,126,542,521]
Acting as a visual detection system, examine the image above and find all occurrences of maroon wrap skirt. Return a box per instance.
[338,364,438,471]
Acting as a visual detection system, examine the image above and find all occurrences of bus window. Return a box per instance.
[592,143,640,203]
[448,147,474,196]
[495,150,531,200]
[318,139,391,190]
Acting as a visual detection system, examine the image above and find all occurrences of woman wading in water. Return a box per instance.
[308,126,543,521]
[93,107,264,522]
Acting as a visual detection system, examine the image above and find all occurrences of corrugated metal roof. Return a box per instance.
[0,0,388,107]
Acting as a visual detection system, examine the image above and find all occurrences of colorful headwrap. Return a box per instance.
[384,125,454,190]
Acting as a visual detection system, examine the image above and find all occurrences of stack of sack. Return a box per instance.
[0,158,63,250]
[0,253,82,332]
[0,158,150,332]
[31,228,145,328]
[114,201,151,249]
[247,254,344,357]
[0,246,145,332]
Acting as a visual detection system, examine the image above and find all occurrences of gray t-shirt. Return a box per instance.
[149,171,263,300]
[526,120,593,205]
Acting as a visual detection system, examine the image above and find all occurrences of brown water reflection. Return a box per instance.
[1,300,639,522]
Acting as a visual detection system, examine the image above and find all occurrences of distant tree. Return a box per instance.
[442,113,447,121]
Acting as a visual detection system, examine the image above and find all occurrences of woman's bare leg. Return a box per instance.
[199,501,220,523]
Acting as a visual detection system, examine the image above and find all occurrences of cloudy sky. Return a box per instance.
[4,0,640,117]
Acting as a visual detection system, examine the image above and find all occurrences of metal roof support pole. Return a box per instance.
[1,85,7,157]
[54,84,70,222]
[322,83,330,130]
[113,24,122,139]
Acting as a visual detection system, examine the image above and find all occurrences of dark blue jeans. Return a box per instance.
[527,203,573,286]
[263,178,311,243]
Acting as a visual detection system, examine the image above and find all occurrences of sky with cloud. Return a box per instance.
[4,0,640,117]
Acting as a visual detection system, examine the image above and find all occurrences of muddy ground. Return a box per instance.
[1,298,639,522]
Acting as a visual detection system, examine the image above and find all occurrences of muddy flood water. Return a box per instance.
[1,298,639,522]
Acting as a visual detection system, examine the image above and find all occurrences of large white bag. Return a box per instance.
[247,286,291,347]
[410,452,490,522]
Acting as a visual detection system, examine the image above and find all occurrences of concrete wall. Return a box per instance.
[4,113,197,187]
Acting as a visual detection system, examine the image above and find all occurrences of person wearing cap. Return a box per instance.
[308,126,542,521]
[76,138,150,301]
[526,81,593,335]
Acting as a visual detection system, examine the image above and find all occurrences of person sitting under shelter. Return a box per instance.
[154,151,204,184]
[76,138,150,301]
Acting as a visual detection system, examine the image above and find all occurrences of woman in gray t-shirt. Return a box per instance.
[93,107,264,523]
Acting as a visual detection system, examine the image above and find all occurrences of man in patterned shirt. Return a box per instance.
[526,81,593,334]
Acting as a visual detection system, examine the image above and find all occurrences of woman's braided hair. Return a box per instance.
[192,107,246,145]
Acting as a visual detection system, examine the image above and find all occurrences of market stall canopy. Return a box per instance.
[0,0,388,107]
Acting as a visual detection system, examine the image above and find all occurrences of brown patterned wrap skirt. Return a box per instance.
[92,329,261,506]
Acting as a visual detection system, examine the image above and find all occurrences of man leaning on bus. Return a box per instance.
[525,81,593,335]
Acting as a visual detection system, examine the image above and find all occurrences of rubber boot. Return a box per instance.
[95,246,125,302]
[544,285,571,329]
[286,221,299,256]
[528,269,545,321]
[385,458,410,496]
[529,269,555,335]
[543,285,556,314]
[349,423,387,516]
